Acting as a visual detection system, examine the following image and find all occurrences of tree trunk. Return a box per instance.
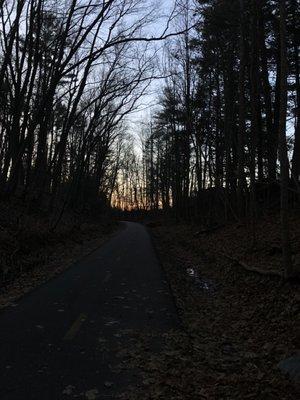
[278,0,294,278]
[258,1,276,182]
[291,0,300,187]
[237,0,247,217]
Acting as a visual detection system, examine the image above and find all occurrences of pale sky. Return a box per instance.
[126,0,180,146]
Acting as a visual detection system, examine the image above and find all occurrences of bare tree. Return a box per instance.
[278,0,294,278]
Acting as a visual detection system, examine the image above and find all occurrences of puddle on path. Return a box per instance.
[186,267,216,293]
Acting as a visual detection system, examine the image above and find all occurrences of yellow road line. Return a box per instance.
[63,313,87,341]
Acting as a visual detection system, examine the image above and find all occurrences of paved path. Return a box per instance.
[0,222,179,399]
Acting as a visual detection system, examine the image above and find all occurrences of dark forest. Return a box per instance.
[0,1,299,399]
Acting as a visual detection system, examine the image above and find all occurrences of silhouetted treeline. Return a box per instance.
[116,0,299,277]
[142,0,298,212]
[0,0,180,217]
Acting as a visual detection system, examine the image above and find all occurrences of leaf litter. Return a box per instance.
[116,222,299,399]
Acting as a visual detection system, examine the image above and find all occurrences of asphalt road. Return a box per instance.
[0,222,179,399]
